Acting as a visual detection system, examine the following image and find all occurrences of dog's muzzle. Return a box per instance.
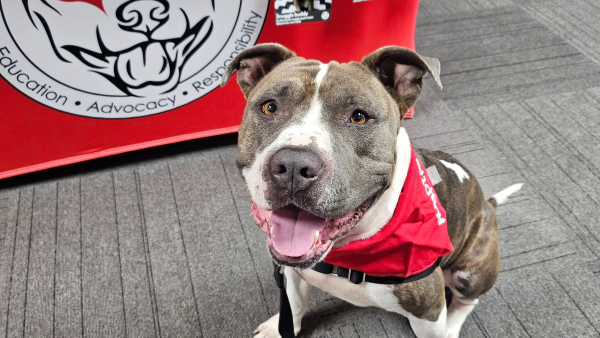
[269,148,323,193]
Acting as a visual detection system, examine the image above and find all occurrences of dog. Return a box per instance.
[221,43,522,338]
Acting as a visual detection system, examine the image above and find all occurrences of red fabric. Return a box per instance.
[324,147,454,278]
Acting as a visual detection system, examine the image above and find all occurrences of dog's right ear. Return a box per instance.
[221,43,296,97]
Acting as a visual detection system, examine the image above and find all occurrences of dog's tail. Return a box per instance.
[488,183,524,207]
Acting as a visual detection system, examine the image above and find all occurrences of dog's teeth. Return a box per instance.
[313,231,319,247]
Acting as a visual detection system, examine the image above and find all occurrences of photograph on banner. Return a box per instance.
[275,0,331,26]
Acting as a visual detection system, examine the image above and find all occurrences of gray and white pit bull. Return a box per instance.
[221,43,522,338]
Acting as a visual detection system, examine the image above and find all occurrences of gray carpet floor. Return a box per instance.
[2,1,600,337]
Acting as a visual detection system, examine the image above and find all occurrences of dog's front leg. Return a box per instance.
[285,266,311,334]
[393,268,448,338]
[253,267,311,338]
[406,306,447,338]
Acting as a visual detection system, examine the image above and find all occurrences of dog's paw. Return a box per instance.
[446,328,460,338]
[253,314,282,338]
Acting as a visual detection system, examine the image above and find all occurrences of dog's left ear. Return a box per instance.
[221,43,297,97]
[361,46,442,115]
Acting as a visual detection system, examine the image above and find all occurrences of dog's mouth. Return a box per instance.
[251,198,374,268]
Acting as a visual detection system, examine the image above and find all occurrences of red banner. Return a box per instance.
[0,0,418,179]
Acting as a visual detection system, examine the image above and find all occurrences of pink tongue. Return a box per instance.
[270,205,327,257]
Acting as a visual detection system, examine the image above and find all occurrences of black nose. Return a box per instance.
[269,148,323,191]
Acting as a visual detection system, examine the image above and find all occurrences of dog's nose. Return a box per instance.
[269,148,323,191]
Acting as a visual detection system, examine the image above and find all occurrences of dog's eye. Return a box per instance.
[350,110,367,125]
[261,101,278,115]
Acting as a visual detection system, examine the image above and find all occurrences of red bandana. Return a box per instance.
[324,147,454,278]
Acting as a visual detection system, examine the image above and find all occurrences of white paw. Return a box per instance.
[253,314,281,338]
[446,326,460,338]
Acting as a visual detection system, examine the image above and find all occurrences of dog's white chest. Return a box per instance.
[294,268,406,313]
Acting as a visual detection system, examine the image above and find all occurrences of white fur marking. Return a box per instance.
[291,63,330,147]
[440,160,470,183]
[446,297,477,338]
[284,267,311,335]
[253,313,280,338]
[492,183,523,205]
[410,305,447,338]
[315,63,328,87]
[241,165,271,210]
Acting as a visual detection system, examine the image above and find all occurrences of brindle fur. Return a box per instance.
[393,267,446,321]
[396,149,500,319]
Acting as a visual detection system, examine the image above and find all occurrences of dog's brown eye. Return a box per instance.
[262,101,278,115]
[350,111,367,124]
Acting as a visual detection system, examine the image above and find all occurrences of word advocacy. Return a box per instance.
[87,96,177,114]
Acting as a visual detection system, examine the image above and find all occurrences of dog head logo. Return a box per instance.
[0,0,267,118]
[57,0,215,97]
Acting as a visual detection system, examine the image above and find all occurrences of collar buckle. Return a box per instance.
[347,269,367,284]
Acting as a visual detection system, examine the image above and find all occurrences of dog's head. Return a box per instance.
[221,43,441,268]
